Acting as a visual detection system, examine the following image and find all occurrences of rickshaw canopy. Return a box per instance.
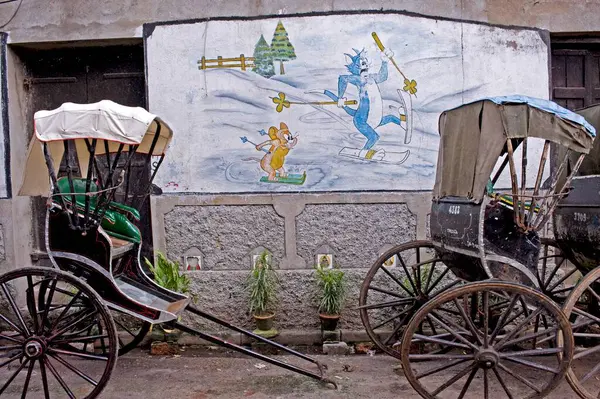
[573,104,600,176]
[19,100,173,197]
[433,95,596,203]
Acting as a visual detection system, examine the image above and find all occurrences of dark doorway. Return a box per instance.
[551,39,600,109]
[15,43,155,262]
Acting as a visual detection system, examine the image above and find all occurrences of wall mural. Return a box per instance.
[146,13,549,193]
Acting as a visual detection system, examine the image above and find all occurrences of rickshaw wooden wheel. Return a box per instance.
[109,309,151,356]
[400,281,574,399]
[359,240,460,359]
[37,266,151,357]
[536,238,580,306]
[561,265,600,399]
[0,267,117,398]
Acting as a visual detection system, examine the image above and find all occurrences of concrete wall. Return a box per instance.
[0,0,598,338]
[2,0,600,44]
[152,191,429,332]
[0,32,7,199]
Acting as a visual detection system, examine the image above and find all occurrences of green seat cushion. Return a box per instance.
[55,177,141,243]
[101,208,142,243]
[55,178,140,220]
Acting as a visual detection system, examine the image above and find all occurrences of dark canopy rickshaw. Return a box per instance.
[431,96,594,285]
[360,95,597,399]
[544,103,600,399]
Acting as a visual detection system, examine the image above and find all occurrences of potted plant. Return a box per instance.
[145,252,194,295]
[144,252,196,339]
[315,263,347,331]
[246,250,278,332]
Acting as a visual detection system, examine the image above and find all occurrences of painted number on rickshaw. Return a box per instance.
[449,205,461,215]
[574,212,587,222]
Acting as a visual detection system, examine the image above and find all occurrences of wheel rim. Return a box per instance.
[562,266,600,399]
[38,262,150,357]
[359,240,460,359]
[0,267,117,398]
[109,309,150,356]
[537,238,581,305]
[400,281,574,399]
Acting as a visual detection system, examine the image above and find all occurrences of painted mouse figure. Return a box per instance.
[255,122,298,181]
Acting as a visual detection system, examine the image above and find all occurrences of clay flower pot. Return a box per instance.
[319,314,340,331]
[253,312,275,331]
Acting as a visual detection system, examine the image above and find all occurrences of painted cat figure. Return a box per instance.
[324,48,404,151]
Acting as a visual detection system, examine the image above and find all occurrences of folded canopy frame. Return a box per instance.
[18,100,174,232]
[433,95,596,232]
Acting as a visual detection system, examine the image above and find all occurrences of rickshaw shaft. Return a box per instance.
[171,320,329,384]
[184,305,319,365]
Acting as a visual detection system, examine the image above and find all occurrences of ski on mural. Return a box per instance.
[259,171,307,185]
[338,147,410,165]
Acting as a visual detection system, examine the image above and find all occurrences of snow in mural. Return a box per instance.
[146,13,549,193]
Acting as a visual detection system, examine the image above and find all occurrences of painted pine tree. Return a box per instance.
[270,20,296,75]
[252,34,275,78]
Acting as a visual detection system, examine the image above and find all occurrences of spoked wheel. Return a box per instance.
[536,238,581,305]
[359,240,461,359]
[0,267,117,398]
[562,266,600,399]
[39,261,150,357]
[109,309,151,356]
[400,281,574,399]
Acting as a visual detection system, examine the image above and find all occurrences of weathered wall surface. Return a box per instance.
[1,0,599,44]
[0,223,4,261]
[153,189,426,334]
[0,200,14,274]
[295,203,416,269]
[165,205,286,270]
[0,32,7,199]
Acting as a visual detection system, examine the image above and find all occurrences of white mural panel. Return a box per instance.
[146,13,549,194]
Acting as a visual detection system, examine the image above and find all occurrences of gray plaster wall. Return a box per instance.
[0,223,4,261]
[153,192,429,333]
[164,205,285,270]
[181,268,368,332]
[296,204,416,269]
[2,0,600,45]
[0,199,15,273]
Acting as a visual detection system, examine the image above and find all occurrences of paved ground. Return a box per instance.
[3,346,597,398]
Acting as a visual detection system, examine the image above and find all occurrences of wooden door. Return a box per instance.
[552,42,600,109]
[16,44,154,261]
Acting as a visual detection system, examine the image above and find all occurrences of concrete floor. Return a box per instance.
[1,346,597,398]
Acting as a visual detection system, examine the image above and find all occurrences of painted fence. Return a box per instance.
[198,54,255,71]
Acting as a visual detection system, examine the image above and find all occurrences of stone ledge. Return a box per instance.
[322,341,350,355]
[146,328,372,347]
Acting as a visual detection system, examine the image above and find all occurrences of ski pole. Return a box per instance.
[372,32,417,96]
[271,92,356,112]
[240,136,269,153]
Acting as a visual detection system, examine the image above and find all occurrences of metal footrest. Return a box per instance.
[114,275,188,317]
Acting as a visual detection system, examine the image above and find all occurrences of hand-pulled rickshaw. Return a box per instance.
[0,100,335,398]
[547,103,600,399]
[359,95,598,398]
